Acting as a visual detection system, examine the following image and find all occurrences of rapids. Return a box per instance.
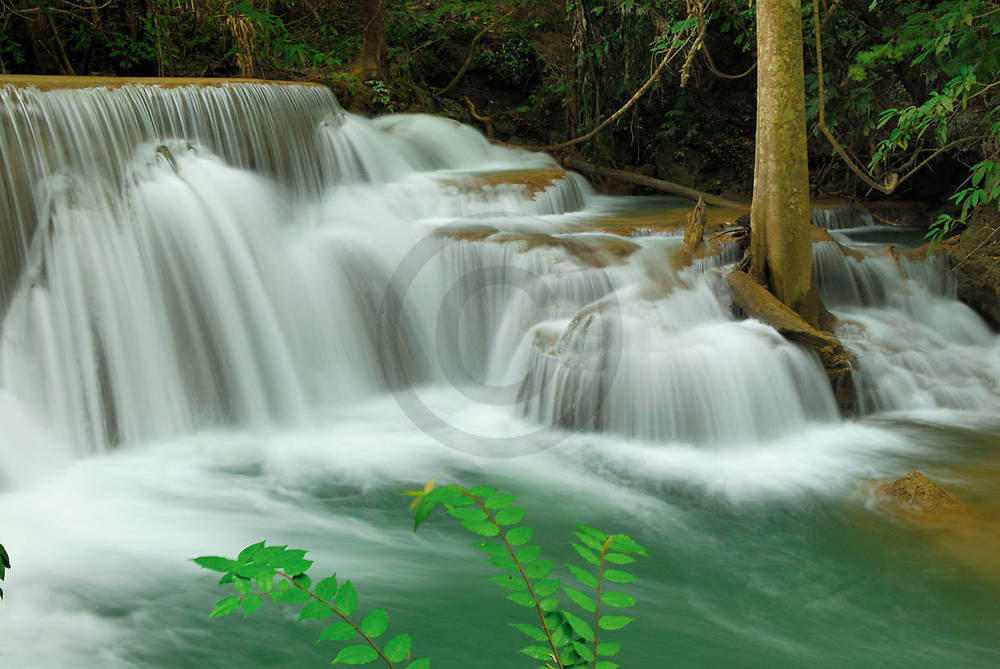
[0,82,998,667]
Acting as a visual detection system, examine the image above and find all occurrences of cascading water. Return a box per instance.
[1,81,999,668]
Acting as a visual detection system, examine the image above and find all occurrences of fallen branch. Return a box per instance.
[562,156,746,207]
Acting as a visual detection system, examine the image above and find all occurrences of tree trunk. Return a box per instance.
[749,0,818,325]
[356,0,387,80]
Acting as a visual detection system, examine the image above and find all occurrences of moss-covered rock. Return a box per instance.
[952,210,1000,328]
[878,470,967,513]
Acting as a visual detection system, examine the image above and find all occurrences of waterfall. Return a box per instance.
[813,242,1000,413]
[811,205,875,230]
[1,80,998,466]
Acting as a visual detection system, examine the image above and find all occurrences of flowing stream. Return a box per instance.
[0,82,998,668]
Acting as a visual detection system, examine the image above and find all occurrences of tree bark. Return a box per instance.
[356,0,387,80]
[749,0,818,325]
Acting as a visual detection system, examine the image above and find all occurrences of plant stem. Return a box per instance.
[592,536,611,669]
[280,571,395,668]
[463,490,565,669]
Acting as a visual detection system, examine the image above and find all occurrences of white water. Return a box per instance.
[1,83,999,667]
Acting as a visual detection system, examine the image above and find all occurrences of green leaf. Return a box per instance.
[242,595,262,617]
[596,641,622,656]
[194,556,236,573]
[484,493,516,509]
[238,542,266,563]
[332,644,379,664]
[562,610,595,641]
[335,581,358,616]
[299,601,333,622]
[595,662,620,669]
[474,541,507,557]
[603,553,634,565]
[572,640,595,662]
[573,531,605,552]
[273,587,310,604]
[406,660,430,669]
[493,507,526,526]
[469,485,497,498]
[598,615,635,631]
[570,543,601,566]
[523,559,553,579]
[413,495,437,531]
[318,622,356,643]
[607,535,648,557]
[208,596,241,619]
[488,574,527,591]
[516,545,540,562]
[427,486,473,507]
[505,591,536,608]
[600,591,637,608]
[509,623,547,642]
[275,549,307,567]
[487,556,519,573]
[0,543,9,569]
[293,573,312,589]
[567,564,598,588]
[360,608,388,638]
[563,587,596,612]
[505,526,533,546]
[316,575,338,600]
[460,520,499,537]
[519,645,555,661]
[384,634,412,662]
[283,559,313,576]
[575,525,608,542]
[256,573,274,593]
[447,507,487,521]
[539,597,559,612]
[232,575,252,595]
[603,569,634,584]
[533,578,560,596]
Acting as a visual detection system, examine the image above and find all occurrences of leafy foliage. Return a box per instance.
[410,482,648,668]
[194,541,426,667]
[198,482,649,667]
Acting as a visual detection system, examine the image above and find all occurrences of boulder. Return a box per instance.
[878,470,967,514]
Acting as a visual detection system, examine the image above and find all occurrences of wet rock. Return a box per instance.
[952,210,1000,328]
[726,270,857,415]
[878,470,967,513]
[440,168,568,199]
[495,232,639,267]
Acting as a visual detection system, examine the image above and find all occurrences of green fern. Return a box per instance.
[197,481,649,668]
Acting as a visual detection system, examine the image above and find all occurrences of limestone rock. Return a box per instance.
[878,470,967,514]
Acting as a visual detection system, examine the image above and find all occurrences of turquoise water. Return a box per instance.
[3,406,998,668]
